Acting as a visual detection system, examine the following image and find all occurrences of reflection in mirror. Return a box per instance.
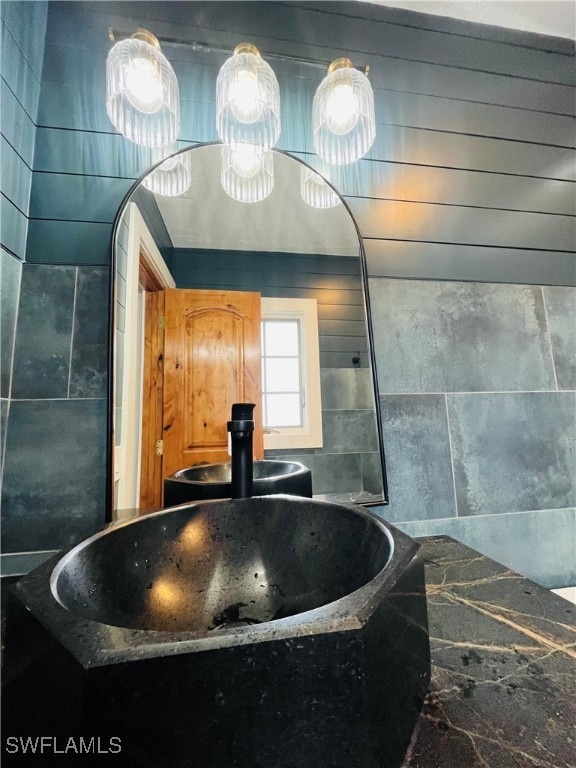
[111,144,387,517]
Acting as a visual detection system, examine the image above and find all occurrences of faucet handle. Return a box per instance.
[230,403,255,420]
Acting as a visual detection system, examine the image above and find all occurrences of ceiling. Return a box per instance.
[152,146,360,256]
[360,1,576,40]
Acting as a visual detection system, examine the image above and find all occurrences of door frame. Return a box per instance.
[114,203,174,513]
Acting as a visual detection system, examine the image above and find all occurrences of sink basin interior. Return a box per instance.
[164,461,313,505]
[51,497,392,633]
[174,461,308,484]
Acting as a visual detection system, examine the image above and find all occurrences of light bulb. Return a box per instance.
[158,154,178,171]
[106,31,180,146]
[300,166,341,209]
[124,57,163,114]
[228,70,264,124]
[230,143,264,178]
[221,143,274,203]
[216,43,280,149]
[143,145,192,197]
[313,58,375,164]
[325,84,359,135]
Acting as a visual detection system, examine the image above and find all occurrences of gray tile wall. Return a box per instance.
[396,508,576,590]
[370,277,576,588]
[1,249,22,506]
[370,280,556,393]
[1,249,21,398]
[544,286,576,390]
[2,399,107,551]
[0,262,109,555]
[265,368,382,497]
[11,264,76,399]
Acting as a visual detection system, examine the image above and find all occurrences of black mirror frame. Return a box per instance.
[105,142,388,522]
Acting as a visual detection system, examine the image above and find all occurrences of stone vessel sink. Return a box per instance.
[15,496,430,768]
[164,459,313,505]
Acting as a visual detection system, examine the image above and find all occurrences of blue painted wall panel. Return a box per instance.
[365,241,576,288]
[1,136,32,215]
[0,20,41,122]
[37,81,111,133]
[26,220,112,266]
[0,1,47,81]
[0,79,36,167]
[0,196,28,260]
[29,173,132,223]
[34,127,152,179]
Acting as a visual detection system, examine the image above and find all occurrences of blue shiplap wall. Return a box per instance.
[1,1,574,584]
[0,0,46,259]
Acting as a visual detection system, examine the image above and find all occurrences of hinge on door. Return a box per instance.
[155,439,164,456]
[158,315,166,330]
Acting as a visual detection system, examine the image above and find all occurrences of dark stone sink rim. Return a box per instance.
[15,495,421,669]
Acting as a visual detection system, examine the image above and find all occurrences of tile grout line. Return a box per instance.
[67,267,79,399]
[398,506,576,525]
[540,286,560,392]
[444,394,460,519]
[377,390,575,396]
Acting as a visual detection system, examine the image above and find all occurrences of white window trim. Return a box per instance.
[261,297,323,450]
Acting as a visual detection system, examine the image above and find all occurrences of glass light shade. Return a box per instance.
[216,44,281,149]
[221,143,274,203]
[313,58,376,165]
[300,166,341,209]
[142,145,192,197]
[106,30,180,147]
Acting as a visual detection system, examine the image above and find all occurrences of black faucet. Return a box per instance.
[227,403,255,498]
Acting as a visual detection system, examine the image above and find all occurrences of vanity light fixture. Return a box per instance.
[106,29,180,147]
[142,145,192,197]
[300,166,341,209]
[216,44,281,150]
[221,143,274,203]
[313,58,376,165]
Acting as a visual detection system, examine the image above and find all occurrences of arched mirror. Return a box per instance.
[109,143,387,518]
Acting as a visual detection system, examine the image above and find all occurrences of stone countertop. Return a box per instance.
[408,536,575,768]
[2,534,575,767]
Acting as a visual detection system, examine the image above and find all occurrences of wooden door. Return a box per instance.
[163,289,263,478]
[139,290,165,510]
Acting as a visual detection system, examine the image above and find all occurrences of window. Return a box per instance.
[260,297,323,450]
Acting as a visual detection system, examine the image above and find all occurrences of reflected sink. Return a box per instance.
[15,496,430,768]
[164,459,312,506]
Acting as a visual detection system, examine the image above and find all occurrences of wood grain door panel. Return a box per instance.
[139,290,165,510]
[163,289,263,477]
